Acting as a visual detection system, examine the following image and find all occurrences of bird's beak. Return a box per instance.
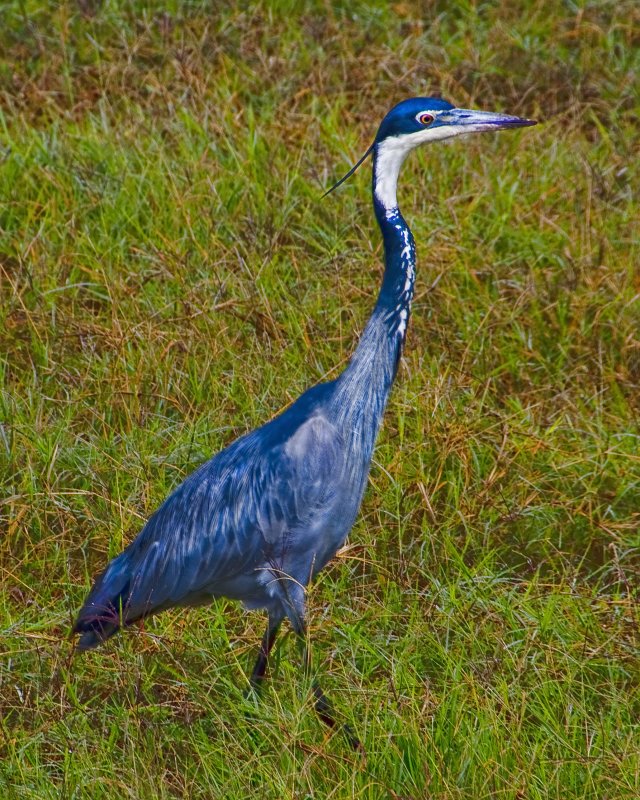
[443,108,537,132]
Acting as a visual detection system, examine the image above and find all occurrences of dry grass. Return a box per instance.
[1,2,639,798]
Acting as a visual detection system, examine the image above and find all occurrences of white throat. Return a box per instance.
[373,137,412,213]
[373,126,465,212]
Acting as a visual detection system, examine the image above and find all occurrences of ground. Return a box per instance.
[1,1,639,798]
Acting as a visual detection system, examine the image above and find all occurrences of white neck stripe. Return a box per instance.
[373,125,469,211]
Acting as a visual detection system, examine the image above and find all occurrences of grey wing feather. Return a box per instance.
[74,407,345,644]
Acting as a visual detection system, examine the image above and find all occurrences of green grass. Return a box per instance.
[1,1,639,797]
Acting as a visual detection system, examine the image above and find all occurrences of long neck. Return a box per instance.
[332,141,416,446]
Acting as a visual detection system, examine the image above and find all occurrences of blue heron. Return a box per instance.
[74,97,535,743]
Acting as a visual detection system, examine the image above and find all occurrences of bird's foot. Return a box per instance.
[312,683,363,753]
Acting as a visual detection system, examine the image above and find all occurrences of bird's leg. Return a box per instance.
[300,634,362,752]
[249,614,282,691]
[282,584,361,750]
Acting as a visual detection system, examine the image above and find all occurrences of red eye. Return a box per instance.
[418,112,434,126]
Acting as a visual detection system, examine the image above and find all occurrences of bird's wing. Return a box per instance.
[76,405,345,635]
[152,410,346,603]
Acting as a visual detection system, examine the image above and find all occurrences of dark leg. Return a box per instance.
[249,615,282,690]
[301,636,362,751]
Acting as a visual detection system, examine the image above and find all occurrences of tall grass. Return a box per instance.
[1,2,638,797]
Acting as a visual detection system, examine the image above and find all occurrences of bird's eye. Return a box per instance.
[418,112,435,126]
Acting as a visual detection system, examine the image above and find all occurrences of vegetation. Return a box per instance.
[1,1,638,797]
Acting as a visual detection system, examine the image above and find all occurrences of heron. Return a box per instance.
[74,97,535,745]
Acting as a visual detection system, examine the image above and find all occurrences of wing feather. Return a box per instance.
[75,400,345,645]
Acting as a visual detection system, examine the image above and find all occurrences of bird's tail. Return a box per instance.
[73,552,136,650]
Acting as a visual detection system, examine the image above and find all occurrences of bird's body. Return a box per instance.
[74,97,535,739]
[74,203,412,647]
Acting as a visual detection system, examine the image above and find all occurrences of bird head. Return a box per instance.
[373,97,536,145]
[324,97,536,202]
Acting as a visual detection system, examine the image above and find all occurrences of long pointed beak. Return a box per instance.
[444,108,537,132]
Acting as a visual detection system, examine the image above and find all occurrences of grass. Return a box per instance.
[1,0,639,797]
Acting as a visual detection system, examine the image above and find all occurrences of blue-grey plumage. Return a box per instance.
[74,99,536,722]
[75,382,351,647]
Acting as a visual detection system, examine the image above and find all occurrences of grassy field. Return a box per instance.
[1,1,639,797]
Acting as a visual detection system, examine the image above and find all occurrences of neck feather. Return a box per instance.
[332,138,417,443]
[372,134,412,211]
